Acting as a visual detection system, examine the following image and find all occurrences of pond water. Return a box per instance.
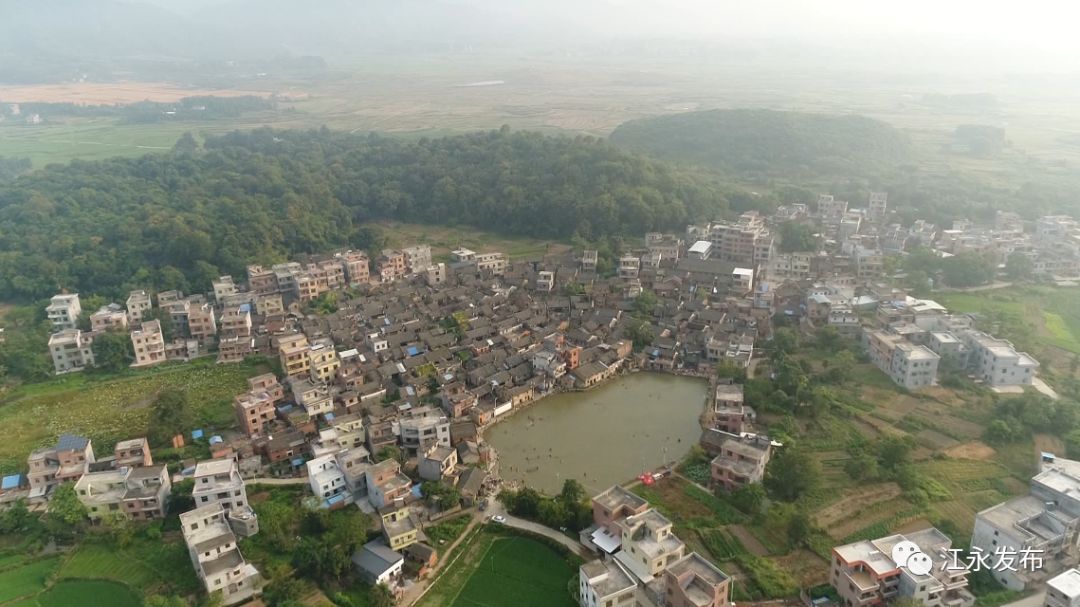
[485,372,707,495]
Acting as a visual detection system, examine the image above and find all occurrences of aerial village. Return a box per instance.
[10,192,1080,606]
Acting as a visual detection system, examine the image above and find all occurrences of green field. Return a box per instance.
[58,539,200,596]
[0,358,264,471]
[935,286,1080,358]
[15,580,141,607]
[0,557,60,603]
[417,528,578,607]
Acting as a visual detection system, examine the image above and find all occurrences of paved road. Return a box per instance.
[497,511,591,558]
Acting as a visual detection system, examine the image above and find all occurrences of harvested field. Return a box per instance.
[857,414,907,437]
[0,82,270,104]
[727,525,769,557]
[813,483,901,529]
[773,550,830,587]
[827,498,917,540]
[918,429,961,451]
[944,441,996,460]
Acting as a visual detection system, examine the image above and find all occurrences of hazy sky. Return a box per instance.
[6,0,1077,73]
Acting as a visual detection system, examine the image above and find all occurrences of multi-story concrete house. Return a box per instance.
[582,250,598,273]
[380,502,419,551]
[217,335,255,364]
[188,303,217,345]
[340,250,370,285]
[219,306,252,338]
[830,527,973,607]
[614,509,686,582]
[591,485,650,541]
[365,459,412,509]
[235,391,277,437]
[89,303,128,332]
[180,503,262,606]
[246,264,278,294]
[709,212,774,266]
[662,553,731,607]
[278,333,311,378]
[818,194,849,221]
[307,454,351,507]
[46,293,81,331]
[402,245,433,273]
[255,293,284,317]
[75,464,171,522]
[536,270,556,291]
[291,377,333,418]
[1046,569,1080,607]
[863,330,940,391]
[398,412,451,455]
[972,456,1080,590]
[702,383,749,434]
[114,437,153,468]
[192,458,258,537]
[125,290,152,324]
[48,329,96,374]
[27,435,95,501]
[960,331,1039,387]
[579,559,638,607]
[212,276,237,302]
[709,433,773,492]
[377,249,407,282]
[308,339,341,384]
[476,252,508,275]
[618,255,641,279]
[130,319,166,368]
[418,445,458,482]
[426,263,448,285]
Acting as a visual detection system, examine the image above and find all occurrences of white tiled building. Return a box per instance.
[48,329,96,374]
[180,503,262,606]
[46,293,81,331]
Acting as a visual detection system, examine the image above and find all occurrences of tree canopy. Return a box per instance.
[0,127,733,300]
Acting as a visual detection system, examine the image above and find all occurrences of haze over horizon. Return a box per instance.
[1,0,1076,77]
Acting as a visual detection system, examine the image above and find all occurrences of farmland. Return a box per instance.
[0,540,163,606]
[0,358,266,471]
[416,527,580,607]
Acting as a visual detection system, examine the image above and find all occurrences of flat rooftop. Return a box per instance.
[592,485,647,513]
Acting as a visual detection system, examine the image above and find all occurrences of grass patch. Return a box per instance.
[27,579,141,607]
[417,527,578,607]
[425,515,472,546]
[0,557,59,603]
[0,359,264,471]
[58,538,200,595]
[633,476,746,530]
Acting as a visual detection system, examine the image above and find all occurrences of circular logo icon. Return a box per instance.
[907,551,933,576]
[891,540,920,568]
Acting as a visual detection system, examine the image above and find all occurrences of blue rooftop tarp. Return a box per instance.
[324,412,335,422]
[291,457,304,467]
[326,493,346,507]
[406,346,420,357]
[209,435,224,445]
[239,303,252,313]
[411,484,424,498]
[190,429,204,440]
[1,475,22,490]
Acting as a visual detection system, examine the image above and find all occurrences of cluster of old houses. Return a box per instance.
[578,484,731,607]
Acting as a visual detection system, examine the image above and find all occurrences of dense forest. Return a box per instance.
[609,109,912,179]
[0,127,734,300]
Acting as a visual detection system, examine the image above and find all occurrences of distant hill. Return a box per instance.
[608,109,911,179]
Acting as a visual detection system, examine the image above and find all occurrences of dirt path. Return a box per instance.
[726,524,769,556]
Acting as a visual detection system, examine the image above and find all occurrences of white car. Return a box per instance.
[492,515,507,524]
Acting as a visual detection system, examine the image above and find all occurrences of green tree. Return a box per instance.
[941,253,995,288]
[625,319,655,351]
[764,448,820,502]
[369,584,395,607]
[92,331,134,373]
[876,436,913,471]
[147,389,193,446]
[778,221,818,252]
[558,479,587,506]
[633,290,658,317]
[787,509,812,547]
[100,510,134,547]
[729,483,766,516]
[47,482,88,534]
[844,454,880,482]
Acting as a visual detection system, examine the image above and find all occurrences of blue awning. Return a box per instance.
[1,475,22,490]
